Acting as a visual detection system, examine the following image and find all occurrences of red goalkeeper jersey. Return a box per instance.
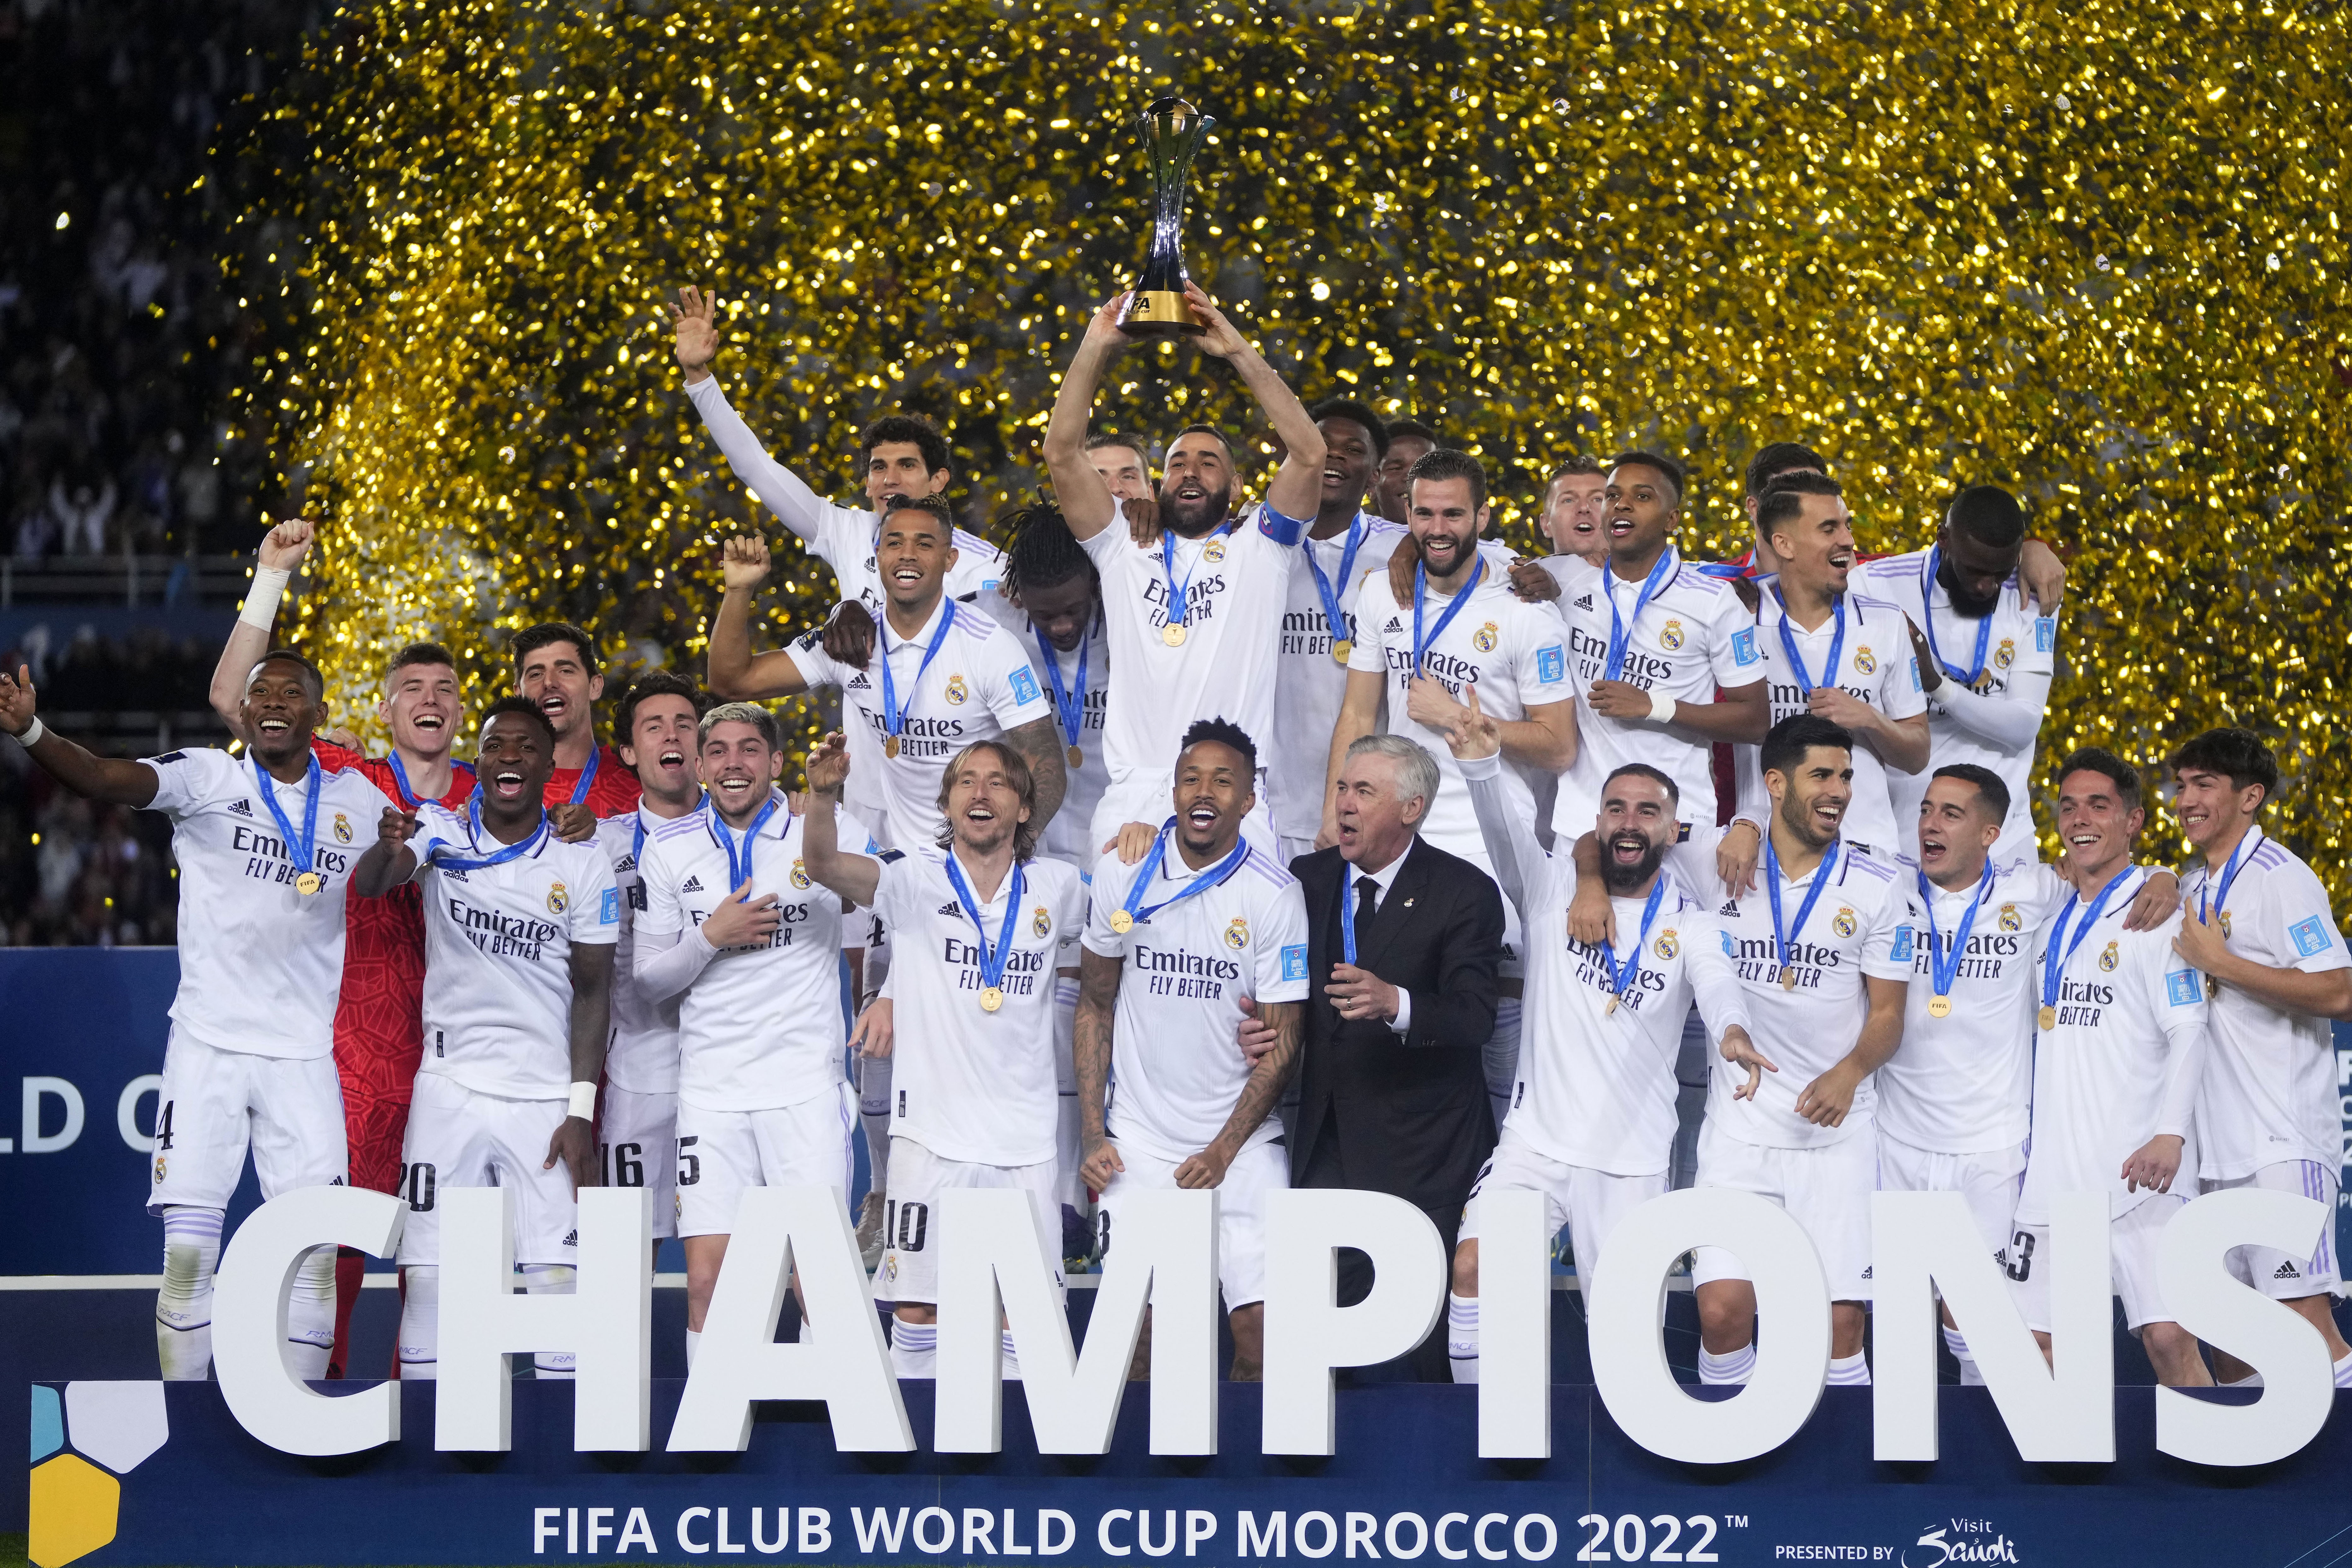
[546,742,642,816]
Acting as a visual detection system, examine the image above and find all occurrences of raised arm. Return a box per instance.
[0,666,159,807]
[1407,680,1577,775]
[671,286,838,545]
[1040,294,1132,539]
[1181,283,1325,525]
[799,733,883,907]
[706,535,817,700]
[1445,686,1537,920]
[209,519,316,739]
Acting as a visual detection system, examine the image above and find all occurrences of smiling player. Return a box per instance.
[512,623,642,817]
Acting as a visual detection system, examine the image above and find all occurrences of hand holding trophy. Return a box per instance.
[1115,96,1215,339]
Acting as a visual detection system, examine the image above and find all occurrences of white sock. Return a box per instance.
[398,1266,439,1380]
[522,1264,577,1378]
[1001,1328,1022,1381]
[1448,1293,1481,1383]
[2219,1368,2265,1389]
[686,1328,701,1369]
[1943,1325,1983,1386]
[890,1319,937,1379]
[2335,1352,2352,1390]
[1698,1343,1755,1385]
[1827,1350,1872,1386]
[157,1205,224,1380]
[284,1244,337,1381]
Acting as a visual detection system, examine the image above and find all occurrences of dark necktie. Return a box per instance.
[1353,875,1378,963]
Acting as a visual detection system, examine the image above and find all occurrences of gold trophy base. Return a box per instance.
[1117,289,1204,338]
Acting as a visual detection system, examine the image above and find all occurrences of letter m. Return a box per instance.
[1239,1513,1287,1558]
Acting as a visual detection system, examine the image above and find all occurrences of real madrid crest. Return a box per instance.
[154,1155,167,1183]
[333,812,354,844]
[1833,906,1858,938]
[1202,538,1227,563]
[1852,646,1877,675]
[2099,940,2119,971]
[1654,929,1679,959]
[1994,638,2016,671]
[547,880,570,915]
[1225,916,1250,950]
[1998,903,2022,932]
[1659,619,1685,651]
[1472,621,1499,653]
[791,858,811,890]
[1032,905,1051,938]
[944,674,970,705]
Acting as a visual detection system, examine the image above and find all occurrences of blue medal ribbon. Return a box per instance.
[941,853,1027,1002]
[708,794,784,889]
[427,790,551,872]
[1604,878,1670,1009]
[564,745,601,806]
[1918,861,1996,1010]
[1034,627,1091,754]
[1773,587,1846,698]
[1411,555,1486,674]
[252,752,323,888]
[1921,547,1996,687]
[1603,547,1676,681]
[1763,831,1841,984]
[879,601,957,747]
[1305,515,1369,650]
[1161,523,1234,633]
[1118,820,1251,930]
[2199,827,2260,922]
[2038,865,2138,1026]
[386,749,475,810]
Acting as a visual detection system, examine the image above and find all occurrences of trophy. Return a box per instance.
[1115,96,1215,338]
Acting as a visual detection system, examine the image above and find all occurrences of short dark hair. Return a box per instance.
[1947,484,2027,549]
[1760,713,1854,778]
[1407,448,1488,509]
[1603,761,1680,803]
[2165,727,2280,805]
[861,413,950,479]
[387,641,456,678]
[1756,471,1845,540]
[935,738,1040,862]
[1745,441,1829,498]
[880,493,957,534]
[1930,762,2012,822]
[479,693,557,749]
[1384,419,1440,450]
[1083,431,1150,466]
[1169,423,1235,460]
[615,670,706,745]
[1309,398,1390,458]
[2054,746,2142,811]
[1179,716,1258,775]
[1609,449,1684,501]
[512,621,596,676]
[999,499,1097,604]
[254,647,325,701]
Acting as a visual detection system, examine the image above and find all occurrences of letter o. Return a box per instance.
[913,1509,955,1554]
[1385,1514,1429,1560]
[1512,1516,1556,1563]
[1296,1512,1339,1559]
[1473,1515,1510,1562]
[117,1075,162,1151]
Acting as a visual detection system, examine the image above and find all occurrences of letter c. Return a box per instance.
[1434,1515,1469,1562]
[1099,1510,1133,1558]
[1473,1515,1509,1563]
[678,1507,712,1554]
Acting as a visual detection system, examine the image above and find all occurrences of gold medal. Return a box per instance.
[1331,638,1353,665]
[1108,910,1134,934]
[1927,994,1952,1019]
[884,735,902,759]
[1779,965,1798,991]
[1067,744,1084,769]
[1162,622,1188,648]
[2038,1004,2058,1031]
[1604,992,1620,1017]
[980,986,1005,1012]
[295,871,324,896]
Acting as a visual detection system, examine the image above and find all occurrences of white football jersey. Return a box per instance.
[1013,618,1113,870]
[141,747,396,1060]
[1269,514,1409,844]
[1076,498,1310,792]
[636,798,866,1113]
[786,596,1053,849]
[1705,842,1920,1148]
[1733,586,1929,857]
[683,376,1003,830]
[2179,829,2350,1180]
[871,846,1085,1166]
[407,803,620,1100]
[1855,551,2056,866]
[2016,868,2209,1222]
[1876,859,2068,1154]
[1547,550,1763,841]
[592,806,687,1096]
[1082,837,1310,1163]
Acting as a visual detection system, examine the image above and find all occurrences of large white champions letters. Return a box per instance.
[2154,1187,2336,1467]
[1262,1188,1448,1456]
[213,1185,406,1456]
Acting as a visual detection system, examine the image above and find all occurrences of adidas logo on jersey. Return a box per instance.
[681,876,704,892]
[1574,594,1594,610]
[1384,617,1404,633]
[561,1230,578,1247]
[1719,900,1740,916]
[940,901,962,917]
[2275,1260,2302,1279]
[847,673,871,690]
[228,798,254,816]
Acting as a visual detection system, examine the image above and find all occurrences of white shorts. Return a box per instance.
[396,1071,580,1269]
[2204,1160,2341,1299]
[600,1085,678,1240]
[1097,1136,1286,1309]
[1090,771,1279,868]
[675,1081,858,1238]
[1875,1131,2025,1262]
[1458,1128,1667,1290]
[1690,1116,1875,1300]
[2009,1193,2183,1331]
[877,1136,1063,1307]
[148,1030,346,1215]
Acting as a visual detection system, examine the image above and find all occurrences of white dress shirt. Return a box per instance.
[1348,844,1416,1036]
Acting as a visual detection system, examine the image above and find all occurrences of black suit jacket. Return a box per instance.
[1286,835,1505,1214]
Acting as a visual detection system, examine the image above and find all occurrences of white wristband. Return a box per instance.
[1647,689,1678,724]
[17,714,45,748]
[238,566,292,632]
[567,1081,598,1121]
